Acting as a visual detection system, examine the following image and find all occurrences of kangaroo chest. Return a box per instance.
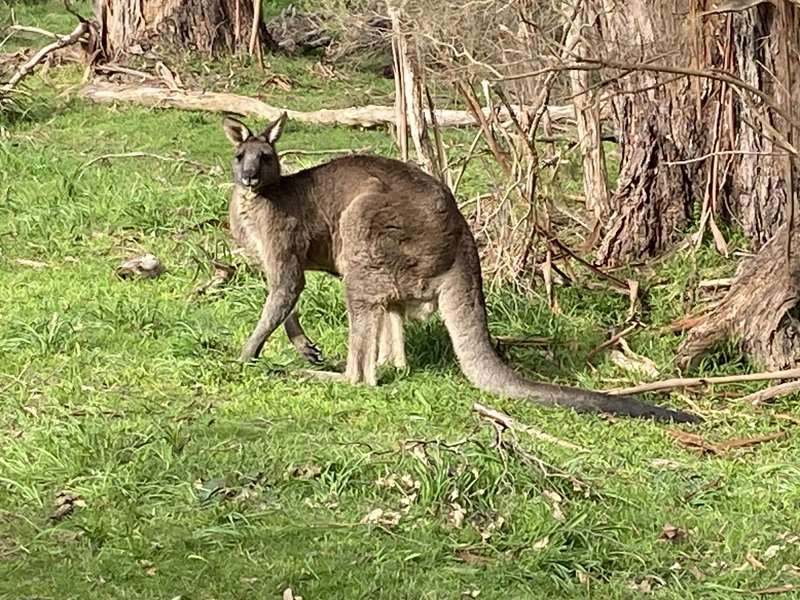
[230,190,295,267]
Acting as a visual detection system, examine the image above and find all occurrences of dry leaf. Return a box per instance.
[626,278,640,320]
[474,513,505,541]
[542,490,566,522]
[716,431,786,450]
[283,588,303,600]
[765,545,784,560]
[361,508,401,527]
[688,565,705,580]
[532,536,550,550]
[50,491,86,521]
[745,552,766,570]
[448,504,466,529]
[289,464,322,480]
[192,261,236,296]
[610,338,659,378]
[667,429,786,456]
[116,253,164,279]
[155,61,183,90]
[265,74,294,91]
[666,429,722,455]
[659,523,686,542]
[138,559,157,576]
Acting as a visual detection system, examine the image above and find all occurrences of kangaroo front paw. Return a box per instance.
[297,340,324,365]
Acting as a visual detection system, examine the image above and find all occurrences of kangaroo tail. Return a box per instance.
[437,247,701,424]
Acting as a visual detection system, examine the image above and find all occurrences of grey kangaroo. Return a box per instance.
[223,113,700,423]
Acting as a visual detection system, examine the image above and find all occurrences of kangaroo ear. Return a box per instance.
[222,116,252,145]
[262,112,287,144]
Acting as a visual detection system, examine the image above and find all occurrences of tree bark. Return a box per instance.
[93,0,272,59]
[594,2,798,369]
[596,0,713,266]
[728,6,798,245]
[677,225,800,370]
[676,3,799,370]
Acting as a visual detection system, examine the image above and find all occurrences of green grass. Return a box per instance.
[3,5,800,599]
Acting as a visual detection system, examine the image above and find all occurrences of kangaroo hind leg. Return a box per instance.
[377,308,407,369]
[345,297,382,387]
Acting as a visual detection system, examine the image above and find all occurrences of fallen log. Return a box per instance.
[79,81,588,128]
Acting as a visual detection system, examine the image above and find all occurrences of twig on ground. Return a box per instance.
[736,380,800,406]
[698,278,733,289]
[606,368,800,396]
[473,402,588,452]
[667,428,787,456]
[662,313,710,334]
[587,323,640,360]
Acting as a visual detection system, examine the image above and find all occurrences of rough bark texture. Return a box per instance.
[94,0,271,59]
[597,0,712,266]
[677,3,800,369]
[729,6,798,244]
[678,225,800,370]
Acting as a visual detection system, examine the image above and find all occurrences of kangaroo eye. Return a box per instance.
[235,151,244,161]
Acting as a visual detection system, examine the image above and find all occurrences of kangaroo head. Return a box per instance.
[222,113,287,190]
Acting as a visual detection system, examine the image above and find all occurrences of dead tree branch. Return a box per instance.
[1,21,89,99]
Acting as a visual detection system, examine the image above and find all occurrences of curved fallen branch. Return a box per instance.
[1,21,89,99]
[78,81,588,128]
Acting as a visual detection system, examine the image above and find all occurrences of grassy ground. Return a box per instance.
[3,3,800,599]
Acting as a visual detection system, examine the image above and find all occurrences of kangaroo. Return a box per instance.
[223,113,700,423]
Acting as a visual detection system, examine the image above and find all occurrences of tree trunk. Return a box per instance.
[596,0,714,266]
[591,2,799,368]
[677,225,800,370]
[677,3,800,370]
[727,5,797,245]
[93,0,272,59]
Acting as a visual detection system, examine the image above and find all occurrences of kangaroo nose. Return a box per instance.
[242,176,258,187]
